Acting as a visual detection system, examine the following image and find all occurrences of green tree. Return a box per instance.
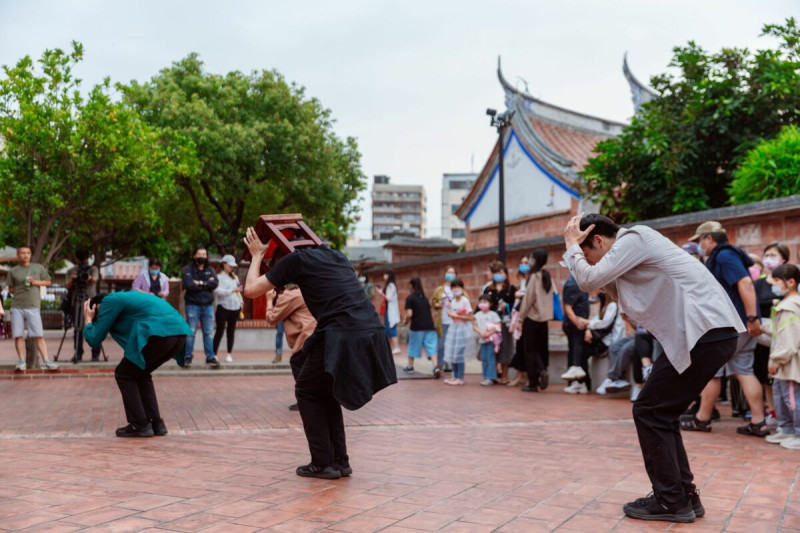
[582,18,800,222]
[122,54,365,258]
[728,124,800,204]
[0,41,176,265]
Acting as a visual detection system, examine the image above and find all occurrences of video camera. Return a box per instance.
[73,263,92,291]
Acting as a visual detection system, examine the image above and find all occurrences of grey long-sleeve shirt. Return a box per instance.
[563,225,744,374]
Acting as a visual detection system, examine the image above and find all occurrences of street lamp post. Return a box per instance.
[486,108,514,264]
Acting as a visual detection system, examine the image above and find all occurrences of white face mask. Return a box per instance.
[772,284,788,298]
[452,289,463,298]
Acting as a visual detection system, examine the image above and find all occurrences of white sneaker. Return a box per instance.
[43,360,59,370]
[596,378,614,395]
[225,354,234,363]
[779,436,800,450]
[564,381,588,394]
[560,366,587,381]
[15,360,26,371]
[766,431,795,444]
[606,379,631,393]
[765,414,778,428]
[391,348,401,355]
[630,385,642,402]
[642,364,653,382]
[480,379,494,386]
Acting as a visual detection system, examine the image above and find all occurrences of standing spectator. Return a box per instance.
[182,247,219,368]
[213,254,242,363]
[132,258,170,299]
[9,246,58,371]
[443,279,474,386]
[763,242,791,286]
[763,264,800,449]
[474,294,502,386]
[66,250,101,363]
[560,274,591,393]
[375,270,400,354]
[83,292,192,437]
[274,321,285,363]
[483,261,516,384]
[684,222,768,437]
[508,256,531,387]
[1,285,11,301]
[402,277,439,377]
[515,250,554,392]
[431,266,457,373]
[358,272,375,301]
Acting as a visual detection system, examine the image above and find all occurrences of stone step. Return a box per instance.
[0,361,293,379]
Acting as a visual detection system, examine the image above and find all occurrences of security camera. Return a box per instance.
[486,108,497,117]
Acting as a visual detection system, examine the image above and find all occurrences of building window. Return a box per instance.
[448,180,473,190]
[451,229,465,239]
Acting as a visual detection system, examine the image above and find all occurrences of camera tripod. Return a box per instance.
[54,288,107,362]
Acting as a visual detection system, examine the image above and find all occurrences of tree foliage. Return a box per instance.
[582,18,800,222]
[122,55,366,260]
[728,124,800,204]
[0,41,175,265]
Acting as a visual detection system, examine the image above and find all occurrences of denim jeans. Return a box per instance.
[275,321,284,355]
[480,343,497,380]
[437,324,450,366]
[185,304,215,360]
[452,362,465,379]
[773,378,800,436]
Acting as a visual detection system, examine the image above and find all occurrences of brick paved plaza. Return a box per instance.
[1,368,799,533]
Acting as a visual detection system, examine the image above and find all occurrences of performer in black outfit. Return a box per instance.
[243,220,397,480]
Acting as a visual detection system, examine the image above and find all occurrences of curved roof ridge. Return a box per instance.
[497,57,627,128]
[623,52,658,113]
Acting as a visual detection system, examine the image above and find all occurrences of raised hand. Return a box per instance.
[564,213,595,248]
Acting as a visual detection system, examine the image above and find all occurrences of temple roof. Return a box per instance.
[623,53,658,113]
[456,59,625,221]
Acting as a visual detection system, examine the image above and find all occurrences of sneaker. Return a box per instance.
[480,379,493,386]
[453,378,465,386]
[780,436,800,450]
[642,364,653,382]
[433,366,442,379]
[15,360,26,372]
[151,418,168,436]
[402,366,415,373]
[606,379,631,393]
[521,385,539,392]
[560,366,584,380]
[539,369,549,390]
[623,492,695,523]
[116,423,154,438]
[391,348,401,355]
[336,456,352,477]
[206,356,221,369]
[765,413,778,428]
[296,463,341,479]
[225,354,234,363]
[630,385,643,402]
[766,431,795,444]
[42,360,59,371]
[596,378,614,395]
[687,488,704,518]
[564,381,588,394]
[444,378,456,385]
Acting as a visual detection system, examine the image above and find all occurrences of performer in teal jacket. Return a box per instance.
[84,291,192,438]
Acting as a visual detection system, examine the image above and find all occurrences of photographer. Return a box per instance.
[66,250,101,363]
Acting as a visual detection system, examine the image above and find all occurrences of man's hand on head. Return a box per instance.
[564,213,595,249]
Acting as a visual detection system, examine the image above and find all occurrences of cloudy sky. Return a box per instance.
[0,1,796,239]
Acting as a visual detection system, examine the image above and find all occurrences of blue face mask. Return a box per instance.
[149,269,160,276]
[445,273,456,282]
[518,264,531,274]
[493,273,506,283]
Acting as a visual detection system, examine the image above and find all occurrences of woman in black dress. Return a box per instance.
[483,261,516,384]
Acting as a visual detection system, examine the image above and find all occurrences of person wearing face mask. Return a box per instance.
[431,266,457,374]
[474,294,502,386]
[443,279,475,385]
[213,255,242,363]
[516,250,555,392]
[483,261,516,384]
[508,257,532,387]
[750,254,777,423]
[182,247,220,368]
[132,258,170,299]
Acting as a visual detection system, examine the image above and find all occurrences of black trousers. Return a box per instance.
[213,306,238,354]
[564,322,591,387]
[522,318,549,388]
[632,336,737,506]
[115,335,185,427]
[290,341,347,467]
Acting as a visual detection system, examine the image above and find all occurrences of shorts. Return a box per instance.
[715,332,755,378]
[384,313,398,338]
[408,330,437,358]
[10,308,44,338]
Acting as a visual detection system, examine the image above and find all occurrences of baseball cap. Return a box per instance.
[689,221,725,242]
[220,254,238,267]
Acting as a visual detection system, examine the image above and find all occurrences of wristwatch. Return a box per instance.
[746,315,759,323]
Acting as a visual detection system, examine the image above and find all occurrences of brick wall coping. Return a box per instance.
[371,194,800,271]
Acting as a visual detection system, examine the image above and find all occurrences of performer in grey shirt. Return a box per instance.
[563,213,744,524]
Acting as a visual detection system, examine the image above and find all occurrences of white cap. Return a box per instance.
[220,254,238,267]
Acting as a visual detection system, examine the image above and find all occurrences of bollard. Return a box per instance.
[25,337,40,369]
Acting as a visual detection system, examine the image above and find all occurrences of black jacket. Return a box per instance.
[182,264,218,306]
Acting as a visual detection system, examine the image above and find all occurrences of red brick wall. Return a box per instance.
[465,200,578,251]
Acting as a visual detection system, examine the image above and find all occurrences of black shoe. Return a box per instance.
[288,403,299,411]
[184,358,192,368]
[150,418,168,436]
[90,357,100,362]
[539,369,549,391]
[623,493,695,523]
[336,456,352,477]
[116,423,154,438]
[687,489,704,518]
[206,356,221,368]
[296,463,341,480]
[433,366,442,379]
[402,365,414,373]
[521,386,539,392]
[70,355,81,364]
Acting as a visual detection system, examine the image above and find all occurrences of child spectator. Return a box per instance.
[763,263,800,450]
[443,279,475,386]
[474,294,502,386]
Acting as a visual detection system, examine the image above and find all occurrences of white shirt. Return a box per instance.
[385,282,400,327]
[588,301,626,347]
[563,225,744,374]
[214,273,242,311]
[440,285,455,326]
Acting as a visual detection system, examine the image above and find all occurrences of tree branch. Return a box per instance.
[179,178,225,251]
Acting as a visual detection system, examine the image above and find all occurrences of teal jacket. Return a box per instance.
[84,291,192,370]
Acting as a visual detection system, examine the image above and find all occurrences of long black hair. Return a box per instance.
[384,269,397,287]
[410,277,425,298]
[531,248,552,293]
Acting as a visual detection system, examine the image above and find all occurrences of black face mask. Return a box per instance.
[195,257,208,267]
